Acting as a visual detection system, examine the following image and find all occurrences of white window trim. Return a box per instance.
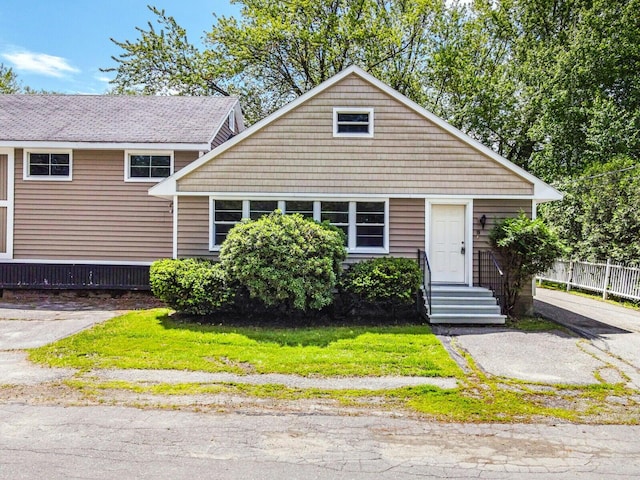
[228,109,236,133]
[333,107,374,138]
[208,197,388,254]
[124,150,174,183]
[23,149,73,181]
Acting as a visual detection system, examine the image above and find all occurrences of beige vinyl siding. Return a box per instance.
[472,199,532,286]
[389,198,424,259]
[14,149,199,262]
[177,196,216,259]
[211,123,235,149]
[174,151,199,171]
[178,74,534,196]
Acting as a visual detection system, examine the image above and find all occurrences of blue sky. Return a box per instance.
[0,1,240,93]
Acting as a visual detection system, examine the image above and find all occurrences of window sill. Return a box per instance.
[125,177,169,183]
[347,247,388,255]
[23,176,72,182]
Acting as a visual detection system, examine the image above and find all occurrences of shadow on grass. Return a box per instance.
[158,313,433,347]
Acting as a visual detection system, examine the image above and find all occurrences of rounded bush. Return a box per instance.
[219,211,346,312]
[342,257,422,305]
[150,258,234,315]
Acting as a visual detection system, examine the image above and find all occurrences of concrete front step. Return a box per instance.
[432,304,502,315]
[431,296,499,306]
[431,285,494,297]
[426,285,505,325]
[429,313,507,324]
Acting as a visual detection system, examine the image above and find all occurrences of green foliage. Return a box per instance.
[540,156,640,263]
[149,258,233,315]
[342,257,422,305]
[219,212,346,312]
[103,6,225,96]
[0,63,21,93]
[490,213,566,316]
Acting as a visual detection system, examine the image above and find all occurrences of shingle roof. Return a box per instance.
[0,94,238,145]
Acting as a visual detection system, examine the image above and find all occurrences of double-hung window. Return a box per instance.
[249,200,278,220]
[24,150,72,180]
[355,202,385,247]
[321,201,350,245]
[212,200,244,247]
[210,199,281,249]
[125,151,173,182]
[284,200,314,219]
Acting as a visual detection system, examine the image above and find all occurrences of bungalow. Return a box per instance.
[0,66,560,322]
[150,66,562,321]
[0,94,243,288]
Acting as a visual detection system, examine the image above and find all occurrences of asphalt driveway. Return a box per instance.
[435,288,640,387]
[0,301,120,385]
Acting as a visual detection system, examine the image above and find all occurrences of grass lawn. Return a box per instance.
[28,309,640,423]
[29,309,462,378]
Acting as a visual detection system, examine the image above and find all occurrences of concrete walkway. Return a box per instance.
[534,288,640,389]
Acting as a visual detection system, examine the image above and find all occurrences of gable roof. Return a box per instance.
[0,94,241,150]
[150,65,562,202]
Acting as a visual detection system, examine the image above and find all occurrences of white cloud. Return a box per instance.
[2,50,79,78]
[94,75,112,84]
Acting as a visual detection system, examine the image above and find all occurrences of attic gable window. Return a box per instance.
[333,108,374,138]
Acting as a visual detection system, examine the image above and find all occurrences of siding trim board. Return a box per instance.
[0,149,14,259]
[171,191,539,200]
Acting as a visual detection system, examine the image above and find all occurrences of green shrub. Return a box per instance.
[219,211,346,312]
[342,257,422,306]
[149,258,234,315]
[490,213,566,316]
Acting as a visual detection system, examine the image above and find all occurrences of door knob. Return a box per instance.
[461,241,465,254]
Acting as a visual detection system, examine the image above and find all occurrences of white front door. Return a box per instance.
[430,204,466,283]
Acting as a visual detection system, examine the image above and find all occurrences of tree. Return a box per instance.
[490,213,565,316]
[526,0,640,179]
[540,156,640,263]
[103,6,226,96]
[0,63,21,93]
[105,1,456,123]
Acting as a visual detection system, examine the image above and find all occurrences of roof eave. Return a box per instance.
[0,141,211,151]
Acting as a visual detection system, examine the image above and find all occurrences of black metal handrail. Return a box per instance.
[417,249,432,316]
[478,250,506,314]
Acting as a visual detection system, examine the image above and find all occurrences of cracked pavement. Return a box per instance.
[1,404,640,479]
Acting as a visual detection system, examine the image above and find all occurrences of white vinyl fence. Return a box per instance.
[538,259,640,302]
